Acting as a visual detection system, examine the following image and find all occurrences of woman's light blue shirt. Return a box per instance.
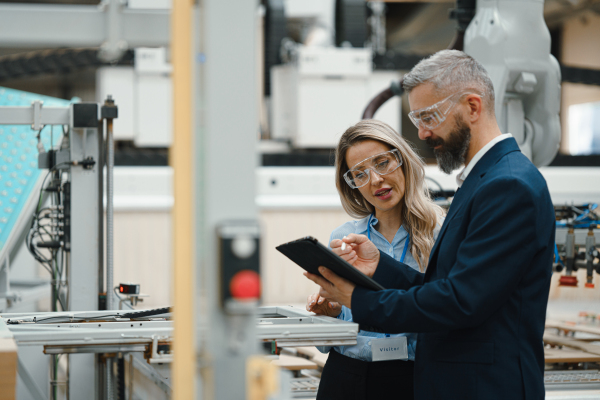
[319,215,422,362]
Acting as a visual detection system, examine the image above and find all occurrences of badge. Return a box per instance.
[370,336,408,361]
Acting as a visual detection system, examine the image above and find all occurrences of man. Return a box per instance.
[306,50,555,399]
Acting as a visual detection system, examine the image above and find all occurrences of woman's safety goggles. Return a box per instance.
[408,91,475,131]
[344,149,403,189]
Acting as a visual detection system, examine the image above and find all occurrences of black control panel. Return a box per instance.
[217,221,261,310]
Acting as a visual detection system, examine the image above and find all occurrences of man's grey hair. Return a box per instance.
[402,50,496,114]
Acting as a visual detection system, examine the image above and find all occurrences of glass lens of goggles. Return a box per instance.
[344,149,403,189]
[408,91,472,131]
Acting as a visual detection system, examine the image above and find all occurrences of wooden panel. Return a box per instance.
[113,212,172,309]
[546,320,600,336]
[545,347,600,363]
[260,209,352,305]
[0,338,17,400]
[296,347,329,368]
[272,354,318,371]
[544,333,600,356]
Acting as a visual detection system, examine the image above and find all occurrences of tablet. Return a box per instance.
[276,236,385,291]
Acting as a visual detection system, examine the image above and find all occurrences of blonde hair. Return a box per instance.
[335,119,444,271]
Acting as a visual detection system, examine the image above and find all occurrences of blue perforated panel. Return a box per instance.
[0,87,71,251]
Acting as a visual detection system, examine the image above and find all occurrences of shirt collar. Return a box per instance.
[356,215,409,243]
[355,214,376,233]
[456,133,513,187]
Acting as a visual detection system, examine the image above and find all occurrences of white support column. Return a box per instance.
[195,0,259,398]
[69,126,101,399]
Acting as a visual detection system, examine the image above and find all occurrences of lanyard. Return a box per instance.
[367,214,410,263]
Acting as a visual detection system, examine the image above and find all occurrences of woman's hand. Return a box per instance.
[304,267,355,309]
[306,292,342,317]
[330,234,380,278]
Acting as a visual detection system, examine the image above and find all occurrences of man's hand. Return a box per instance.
[306,292,342,317]
[330,234,380,278]
[304,267,356,309]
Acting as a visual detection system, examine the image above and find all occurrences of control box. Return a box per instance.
[217,221,261,311]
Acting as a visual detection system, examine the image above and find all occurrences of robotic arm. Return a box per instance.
[465,0,561,166]
[363,0,561,167]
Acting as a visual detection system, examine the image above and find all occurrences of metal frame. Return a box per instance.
[0,100,103,399]
[3,307,357,348]
[0,105,70,128]
[130,353,171,396]
[1,304,358,399]
[0,103,71,272]
[257,306,358,347]
[2,311,172,400]
[2,307,357,362]
[0,2,169,62]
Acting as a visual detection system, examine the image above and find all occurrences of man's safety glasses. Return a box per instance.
[408,91,475,131]
[344,149,403,189]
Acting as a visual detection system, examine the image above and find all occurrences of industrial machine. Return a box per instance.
[363,0,561,168]
[0,87,124,399]
[0,0,598,399]
[554,205,600,288]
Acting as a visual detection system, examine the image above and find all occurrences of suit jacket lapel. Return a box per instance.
[425,138,522,279]
[425,177,476,279]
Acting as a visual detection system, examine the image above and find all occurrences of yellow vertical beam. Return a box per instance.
[171,0,195,399]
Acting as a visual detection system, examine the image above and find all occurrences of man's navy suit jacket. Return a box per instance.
[352,138,555,400]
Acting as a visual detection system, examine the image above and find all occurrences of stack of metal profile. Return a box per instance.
[290,376,320,398]
[545,370,600,391]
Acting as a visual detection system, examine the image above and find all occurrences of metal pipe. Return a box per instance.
[585,225,596,287]
[105,102,115,400]
[362,84,402,120]
[565,225,576,275]
[117,355,125,400]
[98,119,105,307]
[106,358,113,400]
[106,116,114,311]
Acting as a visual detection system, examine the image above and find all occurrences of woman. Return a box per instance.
[306,119,444,400]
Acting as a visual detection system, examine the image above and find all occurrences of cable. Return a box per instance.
[121,307,172,319]
[26,155,72,301]
[32,313,123,324]
[8,307,172,325]
[362,81,404,120]
[113,287,134,310]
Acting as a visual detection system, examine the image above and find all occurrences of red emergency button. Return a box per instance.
[230,270,261,300]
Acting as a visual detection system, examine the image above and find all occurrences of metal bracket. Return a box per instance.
[98,0,127,63]
[31,100,43,131]
[0,258,9,299]
[0,258,19,307]
[148,335,172,364]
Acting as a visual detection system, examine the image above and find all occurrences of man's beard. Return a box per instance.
[426,114,471,174]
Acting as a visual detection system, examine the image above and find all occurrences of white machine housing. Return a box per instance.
[271,46,402,148]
